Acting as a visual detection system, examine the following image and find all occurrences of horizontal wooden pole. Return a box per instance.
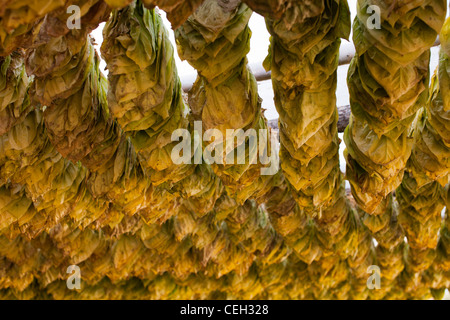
[181,38,440,133]
[181,38,440,91]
